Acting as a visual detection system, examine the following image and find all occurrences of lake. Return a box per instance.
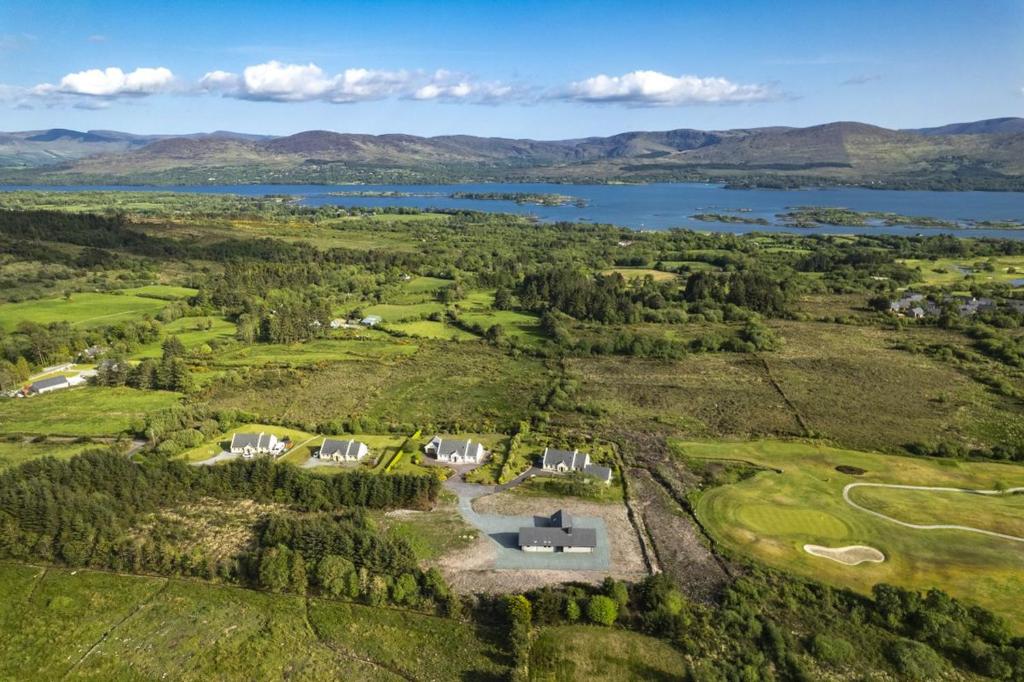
[4,182,1024,238]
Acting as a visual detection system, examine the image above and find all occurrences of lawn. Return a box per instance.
[388,320,479,341]
[0,292,168,331]
[530,625,687,682]
[0,439,95,470]
[0,387,181,436]
[681,439,1024,631]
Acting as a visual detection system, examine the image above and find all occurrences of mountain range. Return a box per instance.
[2,117,1023,189]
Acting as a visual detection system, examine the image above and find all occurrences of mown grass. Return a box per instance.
[530,625,687,682]
[848,486,1024,538]
[0,387,180,436]
[0,292,167,331]
[899,255,1024,287]
[682,439,1024,631]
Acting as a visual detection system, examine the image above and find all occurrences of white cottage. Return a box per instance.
[424,436,485,464]
[319,438,369,462]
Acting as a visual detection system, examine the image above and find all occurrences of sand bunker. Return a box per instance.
[803,544,885,566]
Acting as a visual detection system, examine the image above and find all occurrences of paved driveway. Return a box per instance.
[444,471,610,571]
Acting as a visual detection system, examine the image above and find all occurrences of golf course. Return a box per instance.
[678,439,1024,630]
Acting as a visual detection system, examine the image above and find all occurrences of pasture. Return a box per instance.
[360,301,445,321]
[212,337,417,367]
[459,309,544,344]
[600,267,678,282]
[0,387,181,436]
[118,284,199,300]
[680,439,1024,630]
[0,292,167,331]
[133,316,236,358]
[388,320,478,341]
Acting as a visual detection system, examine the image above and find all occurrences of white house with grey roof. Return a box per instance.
[26,375,70,396]
[518,509,597,553]
[424,436,485,464]
[541,447,613,485]
[318,438,368,462]
[229,432,281,458]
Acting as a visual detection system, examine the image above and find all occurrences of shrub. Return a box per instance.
[810,633,855,667]
[885,640,945,680]
[586,595,619,626]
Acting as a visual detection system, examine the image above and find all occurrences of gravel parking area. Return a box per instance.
[192,451,240,466]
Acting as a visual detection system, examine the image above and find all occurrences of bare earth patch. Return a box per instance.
[804,544,885,566]
[431,492,647,594]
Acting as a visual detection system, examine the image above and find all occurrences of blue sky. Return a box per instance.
[1,0,1021,137]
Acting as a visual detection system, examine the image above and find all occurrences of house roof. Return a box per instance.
[321,438,365,458]
[518,526,597,549]
[30,376,70,392]
[583,464,613,482]
[434,438,481,458]
[231,432,261,449]
[542,447,589,470]
[551,509,573,529]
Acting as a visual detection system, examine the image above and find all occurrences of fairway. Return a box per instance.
[0,292,168,330]
[680,439,1024,631]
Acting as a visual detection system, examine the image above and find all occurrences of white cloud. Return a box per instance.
[32,66,175,98]
[201,60,409,102]
[557,70,776,106]
[201,61,524,104]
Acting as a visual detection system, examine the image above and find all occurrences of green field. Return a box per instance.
[530,625,687,681]
[361,301,446,321]
[388,276,453,304]
[0,563,506,681]
[682,439,1024,630]
[118,284,199,300]
[0,292,168,330]
[0,439,95,469]
[388,319,479,340]
[212,338,417,366]
[459,310,544,343]
[600,268,678,282]
[134,316,237,358]
[0,387,181,436]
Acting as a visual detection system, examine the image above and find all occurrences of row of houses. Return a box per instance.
[889,293,1009,319]
[225,432,614,484]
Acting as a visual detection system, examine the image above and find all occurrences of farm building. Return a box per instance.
[540,447,613,485]
[360,315,382,327]
[229,432,282,458]
[26,376,71,396]
[518,509,597,553]
[319,438,369,462]
[424,436,485,464]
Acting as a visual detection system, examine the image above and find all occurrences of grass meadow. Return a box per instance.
[530,625,687,681]
[0,292,167,331]
[0,387,181,436]
[0,563,505,680]
[679,439,1024,631]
